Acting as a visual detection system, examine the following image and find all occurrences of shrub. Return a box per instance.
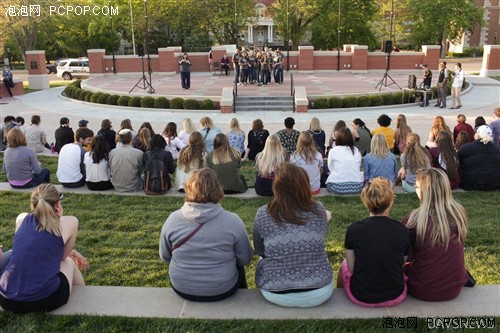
[200,99,215,110]
[184,99,200,110]
[73,88,82,100]
[97,93,110,104]
[357,95,370,107]
[402,91,413,104]
[128,97,142,107]
[106,95,120,105]
[369,94,384,106]
[64,86,75,98]
[84,92,93,102]
[382,93,395,105]
[141,96,155,108]
[69,80,82,89]
[170,97,184,109]
[154,97,169,109]
[117,96,130,106]
[329,96,343,108]
[392,92,403,105]
[90,92,102,103]
[342,96,357,108]
[78,90,88,101]
[313,97,330,109]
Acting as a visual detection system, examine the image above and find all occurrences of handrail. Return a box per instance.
[291,72,296,113]
[233,80,237,113]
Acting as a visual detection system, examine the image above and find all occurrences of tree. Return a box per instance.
[409,0,484,57]
[371,0,412,50]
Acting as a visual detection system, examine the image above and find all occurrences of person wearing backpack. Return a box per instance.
[143,134,175,195]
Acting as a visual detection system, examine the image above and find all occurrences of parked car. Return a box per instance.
[46,59,64,74]
[56,57,89,80]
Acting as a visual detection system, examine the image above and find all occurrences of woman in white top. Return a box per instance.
[227,118,245,157]
[450,63,464,109]
[161,122,185,160]
[84,135,113,191]
[175,132,207,191]
[178,118,197,145]
[290,131,323,194]
[326,127,363,195]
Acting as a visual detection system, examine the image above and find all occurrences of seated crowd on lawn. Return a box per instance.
[1,109,499,313]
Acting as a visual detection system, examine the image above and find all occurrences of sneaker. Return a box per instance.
[450,107,456,109]
[440,106,445,108]
[457,105,462,109]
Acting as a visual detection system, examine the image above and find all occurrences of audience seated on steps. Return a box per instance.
[401,168,472,301]
[253,163,333,307]
[207,133,247,194]
[3,128,50,189]
[0,184,88,313]
[363,134,398,186]
[175,131,207,192]
[254,134,288,196]
[109,129,144,192]
[338,177,410,307]
[56,127,94,188]
[159,168,253,302]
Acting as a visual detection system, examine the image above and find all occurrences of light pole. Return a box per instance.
[109,0,116,74]
[234,0,238,47]
[337,0,341,71]
[6,47,12,70]
[286,0,290,71]
[129,0,136,55]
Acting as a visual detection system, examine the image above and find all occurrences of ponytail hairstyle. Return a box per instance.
[31,184,62,237]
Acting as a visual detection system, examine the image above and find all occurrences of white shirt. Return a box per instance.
[178,130,191,145]
[84,152,111,182]
[163,136,185,160]
[290,151,323,192]
[57,143,84,183]
[326,146,362,184]
[452,69,464,88]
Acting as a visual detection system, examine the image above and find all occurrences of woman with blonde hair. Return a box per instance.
[402,168,469,301]
[429,131,460,189]
[133,127,152,152]
[0,184,88,313]
[339,177,410,307]
[363,134,398,185]
[398,133,431,192]
[253,163,333,307]
[308,117,326,156]
[227,118,245,157]
[394,114,412,155]
[161,122,185,160]
[290,131,323,194]
[3,128,50,189]
[426,116,452,148]
[199,117,222,153]
[254,134,288,196]
[160,168,253,302]
[178,118,197,145]
[207,133,247,194]
[175,132,207,192]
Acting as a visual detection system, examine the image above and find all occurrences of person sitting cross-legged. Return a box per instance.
[109,129,144,192]
[338,177,410,307]
[57,127,94,188]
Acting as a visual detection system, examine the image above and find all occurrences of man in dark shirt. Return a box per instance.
[435,61,449,108]
[54,117,75,153]
[420,64,432,107]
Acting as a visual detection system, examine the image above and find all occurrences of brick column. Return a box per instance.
[422,45,440,71]
[298,46,314,72]
[480,45,500,77]
[351,45,368,73]
[158,46,182,74]
[26,50,49,89]
[87,49,105,76]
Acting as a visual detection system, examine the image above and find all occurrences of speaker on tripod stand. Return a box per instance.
[137,44,144,57]
[385,40,393,54]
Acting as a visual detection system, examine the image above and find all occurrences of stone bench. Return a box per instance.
[0,78,24,97]
[1,182,464,198]
[13,285,493,319]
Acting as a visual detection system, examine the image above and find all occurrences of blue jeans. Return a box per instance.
[181,71,190,89]
[260,282,333,308]
[9,169,50,189]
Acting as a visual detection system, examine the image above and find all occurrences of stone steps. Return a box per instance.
[235,96,294,112]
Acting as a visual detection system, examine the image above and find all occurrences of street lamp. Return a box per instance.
[6,47,12,70]
[129,0,136,55]
[234,0,238,47]
[109,0,116,74]
[337,0,341,71]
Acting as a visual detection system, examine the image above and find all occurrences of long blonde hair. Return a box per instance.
[210,133,240,165]
[178,132,205,172]
[404,133,430,172]
[293,131,317,163]
[256,134,287,177]
[229,118,244,135]
[31,184,62,237]
[370,134,390,159]
[309,117,322,132]
[405,168,467,248]
[182,118,197,133]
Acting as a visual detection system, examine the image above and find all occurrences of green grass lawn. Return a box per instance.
[22,81,71,94]
[0,155,498,332]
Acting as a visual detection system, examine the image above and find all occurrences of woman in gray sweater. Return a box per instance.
[253,163,333,307]
[2,128,50,188]
[159,168,253,302]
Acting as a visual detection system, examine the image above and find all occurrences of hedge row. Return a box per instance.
[63,81,217,110]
